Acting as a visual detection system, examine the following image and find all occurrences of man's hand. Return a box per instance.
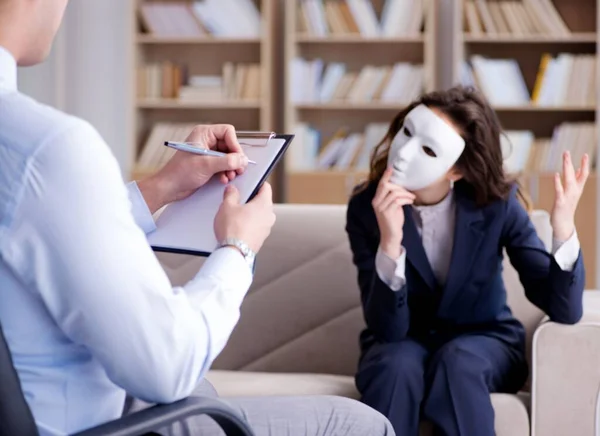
[138,124,250,214]
[214,182,276,253]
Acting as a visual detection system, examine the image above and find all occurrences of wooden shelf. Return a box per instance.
[137,99,262,109]
[132,0,275,195]
[137,35,262,44]
[295,102,409,110]
[289,170,369,176]
[285,0,437,204]
[287,170,369,204]
[493,105,596,112]
[454,0,600,288]
[294,103,596,112]
[295,34,425,43]
[463,33,597,43]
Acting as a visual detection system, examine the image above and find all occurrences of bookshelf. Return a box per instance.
[130,0,274,182]
[283,0,437,204]
[452,0,599,287]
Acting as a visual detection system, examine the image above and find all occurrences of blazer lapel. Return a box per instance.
[438,191,485,313]
[402,206,437,290]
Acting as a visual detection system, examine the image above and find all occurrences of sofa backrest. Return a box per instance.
[156,204,548,377]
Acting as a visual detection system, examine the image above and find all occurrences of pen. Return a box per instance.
[164,141,256,165]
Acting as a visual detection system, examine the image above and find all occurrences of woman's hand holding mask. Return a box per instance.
[551,151,590,242]
[373,168,416,259]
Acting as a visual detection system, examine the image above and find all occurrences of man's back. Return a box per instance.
[0,49,129,435]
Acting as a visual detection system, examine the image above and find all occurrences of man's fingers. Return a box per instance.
[250,182,274,205]
[209,153,249,174]
[223,184,241,205]
[211,124,242,153]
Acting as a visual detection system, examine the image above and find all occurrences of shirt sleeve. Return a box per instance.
[1,119,252,404]
[551,229,581,272]
[375,246,407,291]
[126,181,157,235]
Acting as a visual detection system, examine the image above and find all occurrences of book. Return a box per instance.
[461,53,597,107]
[464,0,571,36]
[288,122,389,171]
[139,0,261,38]
[297,0,426,37]
[290,58,424,104]
[138,62,261,102]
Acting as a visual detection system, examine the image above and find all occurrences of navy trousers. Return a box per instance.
[356,335,527,436]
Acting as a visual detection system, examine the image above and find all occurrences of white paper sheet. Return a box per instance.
[147,136,291,255]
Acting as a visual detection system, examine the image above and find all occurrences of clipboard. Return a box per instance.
[147,133,294,257]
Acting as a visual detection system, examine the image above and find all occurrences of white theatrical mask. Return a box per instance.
[387,104,466,191]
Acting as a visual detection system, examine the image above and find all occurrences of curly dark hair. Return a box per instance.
[363,85,532,210]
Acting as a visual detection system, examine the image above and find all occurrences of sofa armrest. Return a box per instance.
[72,396,254,436]
[531,291,600,436]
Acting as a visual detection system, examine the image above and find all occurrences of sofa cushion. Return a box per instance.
[156,205,549,379]
[206,370,359,399]
[205,370,530,436]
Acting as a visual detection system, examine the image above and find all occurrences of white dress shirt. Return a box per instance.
[376,189,581,291]
[0,45,251,435]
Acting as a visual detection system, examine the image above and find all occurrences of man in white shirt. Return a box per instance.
[0,1,394,435]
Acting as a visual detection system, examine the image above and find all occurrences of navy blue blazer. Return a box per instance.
[346,180,585,355]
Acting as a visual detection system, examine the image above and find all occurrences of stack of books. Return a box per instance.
[461,53,597,106]
[524,122,597,173]
[298,0,427,37]
[290,59,424,104]
[288,122,597,175]
[140,0,261,38]
[138,62,261,102]
[137,62,186,100]
[289,122,389,171]
[463,0,571,36]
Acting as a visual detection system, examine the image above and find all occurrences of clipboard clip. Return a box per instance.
[236,131,276,147]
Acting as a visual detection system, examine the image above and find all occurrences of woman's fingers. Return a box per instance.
[379,189,414,211]
[374,169,393,204]
[373,173,415,209]
[562,151,576,189]
[384,196,414,213]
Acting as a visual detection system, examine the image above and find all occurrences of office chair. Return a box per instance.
[0,323,254,436]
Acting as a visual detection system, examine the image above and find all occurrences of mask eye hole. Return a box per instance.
[422,146,437,157]
[402,126,412,137]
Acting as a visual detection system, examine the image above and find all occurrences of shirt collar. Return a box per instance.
[0,45,17,91]
[413,188,455,217]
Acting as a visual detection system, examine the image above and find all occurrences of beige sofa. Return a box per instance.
[155,204,600,436]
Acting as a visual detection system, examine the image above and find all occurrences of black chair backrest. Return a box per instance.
[0,323,38,436]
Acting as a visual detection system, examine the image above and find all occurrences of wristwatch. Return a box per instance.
[218,238,256,270]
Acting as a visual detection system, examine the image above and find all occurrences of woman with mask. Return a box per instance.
[345,86,588,436]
